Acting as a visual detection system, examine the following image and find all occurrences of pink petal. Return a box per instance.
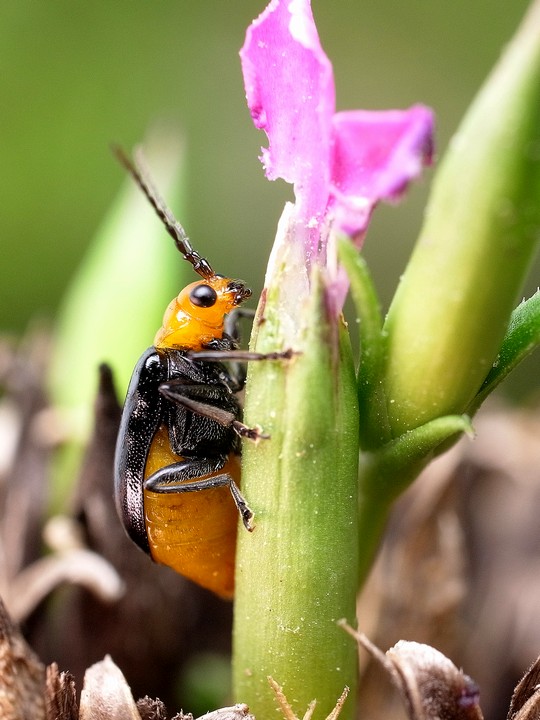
[329,105,435,237]
[240,0,335,245]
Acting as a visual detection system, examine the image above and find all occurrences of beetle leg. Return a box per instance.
[159,382,268,441]
[222,307,256,383]
[211,308,247,387]
[144,459,254,530]
[187,347,296,392]
[231,420,269,441]
[224,307,255,345]
[188,348,295,363]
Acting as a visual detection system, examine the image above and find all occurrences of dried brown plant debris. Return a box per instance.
[2,339,540,719]
[346,623,540,720]
[0,339,233,709]
[345,625,482,720]
[0,593,253,720]
[507,655,540,720]
[356,402,540,720]
[0,595,46,720]
[267,677,348,720]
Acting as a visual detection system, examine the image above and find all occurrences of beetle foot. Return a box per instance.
[240,505,255,532]
[264,348,297,361]
[228,480,255,531]
[232,420,270,442]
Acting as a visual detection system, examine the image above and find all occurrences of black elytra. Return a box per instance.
[114,340,249,555]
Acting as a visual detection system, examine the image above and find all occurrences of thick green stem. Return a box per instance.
[383,0,540,435]
[233,219,360,720]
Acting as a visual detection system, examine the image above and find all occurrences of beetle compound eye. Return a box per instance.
[190,284,218,308]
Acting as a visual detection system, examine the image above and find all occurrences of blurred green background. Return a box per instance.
[1,0,537,395]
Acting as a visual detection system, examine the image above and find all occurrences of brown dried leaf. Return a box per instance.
[45,663,77,720]
[357,446,467,653]
[356,403,540,720]
[79,655,141,720]
[53,364,234,709]
[9,544,124,623]
[507,655,540,720]
[0,595,46,720]
[0,330,51,584]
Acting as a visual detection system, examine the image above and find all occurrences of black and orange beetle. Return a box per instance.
[113,148,287,599]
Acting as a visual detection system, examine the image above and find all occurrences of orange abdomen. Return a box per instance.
[143,426,239,599]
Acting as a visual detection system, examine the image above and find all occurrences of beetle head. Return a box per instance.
[154,276,252,350]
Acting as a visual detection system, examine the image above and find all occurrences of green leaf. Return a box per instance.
[338,236,390,448]
[468,289,540,413]
[361,413,472,497]
[48,138,187,509]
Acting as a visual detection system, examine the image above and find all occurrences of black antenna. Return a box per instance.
[112,145,215,280]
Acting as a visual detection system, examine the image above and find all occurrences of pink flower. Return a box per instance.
[240,0,434,265]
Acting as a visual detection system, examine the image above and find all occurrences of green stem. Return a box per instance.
[233,234,359,719]
[356,413,472,583]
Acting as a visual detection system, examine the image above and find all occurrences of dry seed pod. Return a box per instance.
[78,655,140,720]
[507,655,540,720]
[343,626,483,720]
